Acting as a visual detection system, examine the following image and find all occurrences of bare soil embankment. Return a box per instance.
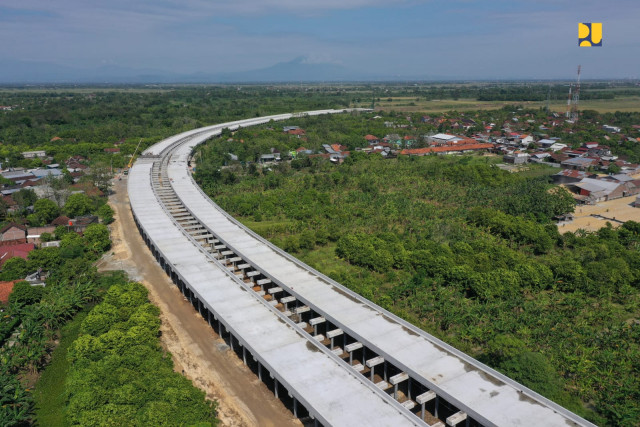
[96,177,300,427]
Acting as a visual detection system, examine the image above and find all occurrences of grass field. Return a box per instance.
[32,311,88,426]
[354,95,640,113]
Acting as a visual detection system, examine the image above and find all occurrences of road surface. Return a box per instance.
[97,176,300,427]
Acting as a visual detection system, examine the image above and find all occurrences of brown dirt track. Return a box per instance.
[96,176,300,427]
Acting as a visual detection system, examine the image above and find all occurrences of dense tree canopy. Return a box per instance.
[64,193,93,217]
[34,198,60,224]
[65,282,218,426]
[196,114,640,426]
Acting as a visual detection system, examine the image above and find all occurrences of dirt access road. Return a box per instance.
[96,176,300,427]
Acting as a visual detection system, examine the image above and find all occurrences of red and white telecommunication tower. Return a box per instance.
[566,65,581,122]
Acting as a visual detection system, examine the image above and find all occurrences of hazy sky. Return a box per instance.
[2,0,638,79]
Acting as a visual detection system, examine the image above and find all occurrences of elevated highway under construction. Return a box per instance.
[128,109,595,427]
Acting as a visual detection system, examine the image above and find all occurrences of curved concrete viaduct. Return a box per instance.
[128,109,595,427]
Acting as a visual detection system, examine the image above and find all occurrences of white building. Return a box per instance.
[22,150,47,159]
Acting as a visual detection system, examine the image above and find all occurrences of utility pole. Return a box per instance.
[371,88,375,110]
[570,65,581,122]
[545,86,551,113]
[565,65,581,122]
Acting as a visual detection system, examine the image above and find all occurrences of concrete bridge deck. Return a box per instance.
[130,109,595,427]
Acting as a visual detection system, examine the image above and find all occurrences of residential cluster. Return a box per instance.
[1,152,91,198]
[0,214,99,269]
[0,150,105,269]
[261,113,640,206]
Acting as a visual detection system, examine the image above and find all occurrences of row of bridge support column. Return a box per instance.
[134,205,477,427]
[137,160,478,427]
[132,210,322,427]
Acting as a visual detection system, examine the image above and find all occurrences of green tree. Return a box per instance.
[85,162,112,194]
[55,225,70,240]
[1,257,29,280]
[64,193,92,217]
[27,247,61,271]
[499,351,565,401]
[0,371,32,425]
[83,224,111,254]
[97,204,114,224]
[8,281,43,308]
[39,232,54,242]
[59,232,86,259]
[34,198,60,223]
[42,173,70,207]
[12,189,37,210]
[27,213,44,227]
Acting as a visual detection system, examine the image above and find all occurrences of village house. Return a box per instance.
[537,138,561,148]
[516,134,534,146]
[503,152,530,164]
[70,215,99,233]
[561,157,598,171]
[603,125,621,133]
[51,215,72,227]
[0,223,27,242]
[309,152,349,163]
[1,170,37,184]
[21,150,46,159]
[2,195,18,213]
[400,143,494,156]
[295,147,313,156]
[259,153,280,163]
[286,128,306,138]
[364,134,379,144]
[552,169,593,184]
[0,280,19,304]
[0,243,35,267]
[569,176,640,204]
[427,133,477,146]
[383,134,402,146]
[30,168,63,179]
[27,226,56,245]
[70,182,104,198]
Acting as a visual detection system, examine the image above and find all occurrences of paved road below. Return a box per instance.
[97,176,300,427]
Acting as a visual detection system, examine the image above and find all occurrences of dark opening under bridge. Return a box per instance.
[128,109,595,427]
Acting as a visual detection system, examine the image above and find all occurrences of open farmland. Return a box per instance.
[363,95,640,113]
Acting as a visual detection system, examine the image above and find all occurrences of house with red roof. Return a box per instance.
[0,243,35,267]
[400,143,494,156]
[70,182,104,197]
[0,280,19,304]
[287,128,306,137]
[295,147,313,156]
[364,135,379,144]
[51,215,71,227]
[2,195,18,213]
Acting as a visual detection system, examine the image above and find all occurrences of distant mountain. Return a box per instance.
[0,58,586,84]
[214,56,368,82]
[0,57,391,84]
